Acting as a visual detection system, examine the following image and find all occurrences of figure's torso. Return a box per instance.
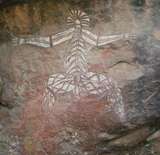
[65,27,88,80]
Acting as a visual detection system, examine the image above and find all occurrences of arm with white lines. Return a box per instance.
[12,28,74,48]
[82,29,135,47]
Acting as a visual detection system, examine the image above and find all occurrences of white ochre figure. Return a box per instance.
[12,9,135,122]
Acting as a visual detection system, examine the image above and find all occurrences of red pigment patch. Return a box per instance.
[89,63,105,72]
[100,48,113,59]
[12,81,120,154]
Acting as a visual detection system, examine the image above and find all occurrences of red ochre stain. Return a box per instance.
[89,63,105,72]
[13,86,114,154]
[101,48,113,59]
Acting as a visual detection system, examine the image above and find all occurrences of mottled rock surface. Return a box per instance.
[0,0,160,155]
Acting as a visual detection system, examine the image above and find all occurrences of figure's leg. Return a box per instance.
[100,76,126,122]
[43,86,56,109]
[81,72,106,95]
[81,72,126,122]
[43,73,74,109]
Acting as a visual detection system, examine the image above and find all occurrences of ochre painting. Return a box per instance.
[0,0,160,155]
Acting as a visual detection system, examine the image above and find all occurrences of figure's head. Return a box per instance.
[67,9,90,28]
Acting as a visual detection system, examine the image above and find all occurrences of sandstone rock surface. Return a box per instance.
[0,0,160,155]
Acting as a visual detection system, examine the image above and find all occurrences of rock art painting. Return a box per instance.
[12,9,135,122]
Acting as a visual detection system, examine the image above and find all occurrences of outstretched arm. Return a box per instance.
[12,35,51,48]
[12,28,74,48]
[82,29,135,47]
[97,33,135,46]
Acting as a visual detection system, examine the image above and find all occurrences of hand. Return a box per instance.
[124,33,136,40]
[11,36,19,46]
[12,36,26,46]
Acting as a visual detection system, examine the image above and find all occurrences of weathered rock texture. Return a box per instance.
[0,0,160,155]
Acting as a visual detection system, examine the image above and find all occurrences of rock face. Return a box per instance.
[0,0,160,155]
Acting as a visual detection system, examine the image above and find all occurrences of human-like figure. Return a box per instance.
[12,9,135,122]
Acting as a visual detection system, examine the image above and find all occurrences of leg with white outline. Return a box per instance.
[43,73,74,109]
[81,72,126,122]
[101,76,126,122]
